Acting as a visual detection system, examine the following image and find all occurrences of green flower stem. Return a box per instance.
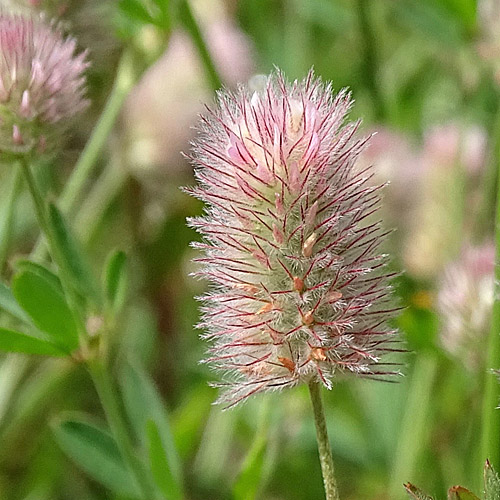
[88,359,157,500]
[178,0,222,92]
[0,165,22,273]
[478,89,500,237]
[21,157,156,498]
[479,159,500,475]
[19,157,87,336]
[308,380,340,500]
[389,353,438,499]
[32,48,136,260]
[60,50,136,217]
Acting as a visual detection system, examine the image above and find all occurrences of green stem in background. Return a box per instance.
[18,157,87,335]
[478,98,500,238]
[389,354,438,499]
[479,160,500,477]
[356,0,385,121]
[88,360,157,500]
[32,49,137,260]
[60,50,136,217]
[178,0,223,92]
[20,157,155,498]
[0,165,22,273]
[308,380,340,500]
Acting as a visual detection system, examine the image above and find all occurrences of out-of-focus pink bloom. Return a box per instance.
[125,15,255,183]
[403,122,488,279]
[188,71,401,407]
[359,127,422,233]
[437,243,495,371]
[0,14,88,158]
[422,123,487,176]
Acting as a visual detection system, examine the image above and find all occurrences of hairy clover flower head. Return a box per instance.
[188,70,401,407]
[0,14,89,159]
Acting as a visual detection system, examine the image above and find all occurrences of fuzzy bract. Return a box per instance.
[188,71,401,407]
[0,14,89,159]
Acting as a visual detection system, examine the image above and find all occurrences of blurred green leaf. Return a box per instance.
[393,0,465,47]
[119,0,155,24]
[151,0,170,17]
[485,460,500,500]
[0,327,66,356]
[171,384,213,459]
[447,487,480,500]
[233,421,267,500]
[432,0,476,31]
[146,419,181,500]
[118,0,170,30]
[15,260,63,293]
[0,282,31,324]
[52,415,140,497]
[48,203,100,305]
[404,483,435,500]
[12,270,79,351]
[121,361,184,498]
[103,250,128,315]
[151,0,171,30]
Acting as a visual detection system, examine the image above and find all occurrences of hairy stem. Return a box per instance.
[308,380,340,500]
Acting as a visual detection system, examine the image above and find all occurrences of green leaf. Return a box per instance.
[119,0,154,24]
[12,270,79,351]
[0,327,66,356]
[15,260,63,293]
[47,203,100,305]
[52,415,140,497]
[233,430,267,500]
[121,361,183,499]
[103,250,128,314]
[447,486,480,500]
[0,282,31,324]
[151,0,171,29]
[147,420,179,499]
[404,483,435,500]
[485,460,500,500]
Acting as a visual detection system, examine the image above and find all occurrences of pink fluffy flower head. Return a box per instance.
[188,71,401,407]
[0,14,89,159]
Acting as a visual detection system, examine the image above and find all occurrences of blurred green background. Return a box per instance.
[0,0,498,499]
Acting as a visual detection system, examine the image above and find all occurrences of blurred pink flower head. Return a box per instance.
[0,14,89,159]
[422,123,487,175]
[359,127,422,230]
[188,70,401,407]
[438,243,495,371]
